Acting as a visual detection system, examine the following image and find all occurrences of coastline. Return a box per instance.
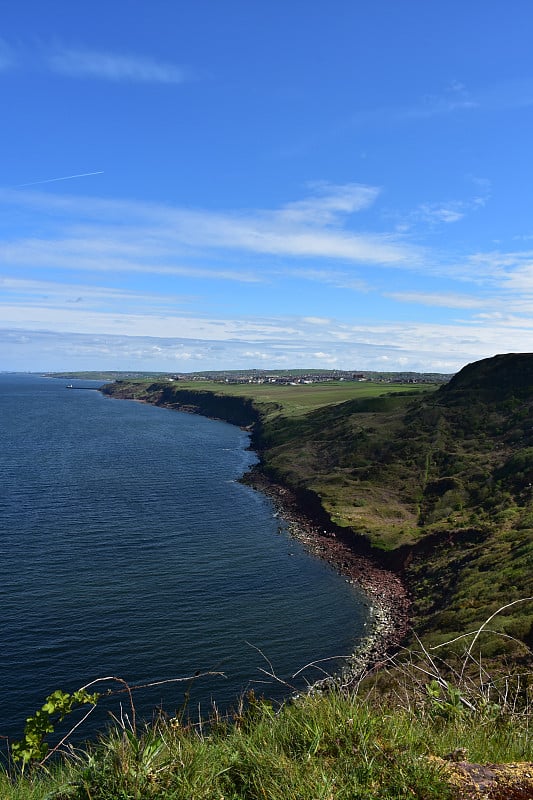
[241,466,410,687]
[101,383,411,685]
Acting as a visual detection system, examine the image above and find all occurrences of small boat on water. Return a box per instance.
[66,384,73,389]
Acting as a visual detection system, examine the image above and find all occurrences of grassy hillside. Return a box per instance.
[103,355,533,659]
[102,377,433,419]
[3,356,532,797]
[254,354,533,657]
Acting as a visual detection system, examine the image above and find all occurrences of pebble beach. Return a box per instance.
[242,467,411,687]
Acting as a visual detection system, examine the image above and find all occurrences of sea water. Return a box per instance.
[0,374,368,745]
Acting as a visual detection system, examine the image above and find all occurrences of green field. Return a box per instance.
[171,379,436,418]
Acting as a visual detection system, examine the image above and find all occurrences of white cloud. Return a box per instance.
[0,276,194,312]
[2,312,532,374]
[47,47,187,84]
[277,183,380,225]
[385,291,487,309]
[0,302,308,340]
[4,184,533,305]
[203,221,409,263]
[2,283,532,357]
[2,185,533,329]
[0,236,264,283]
[465,250,533,290]
[0,184,419,276]
[417,203,465,224]
[159,186,410,264]
[2,181,533,374]
[312,351,340,364]
[403,180,491,230]
[241,350,274,360]
[292,268,370,291]
[301,316,331,325]
[495,265,533,295]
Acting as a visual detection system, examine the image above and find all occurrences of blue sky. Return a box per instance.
[1,1,533,373]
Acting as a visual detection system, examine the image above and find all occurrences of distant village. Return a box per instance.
[168,369,451,385]
[47,368,452,384]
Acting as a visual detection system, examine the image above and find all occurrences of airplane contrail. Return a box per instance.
[15,171,104,188]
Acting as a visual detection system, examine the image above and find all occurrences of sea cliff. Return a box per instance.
[101,379,411,676]
[101,355,533,667]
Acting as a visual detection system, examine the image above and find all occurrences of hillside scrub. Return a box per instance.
[102,355,533,662]
[253,355,533,660]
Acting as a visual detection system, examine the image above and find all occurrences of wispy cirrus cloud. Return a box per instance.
[3,182,533,303]
[2,180,532,376]
[152,182,405,264]
[47,46,188,84]
[288,268,370,292]
[185,216,410,263]
[0,276,195,313]
[0,183,419,277]
[0,236,264,283]
[465,249,533,291]
[386,279,533,318]
[399,81,479,120]
[348,77,533,135]
[1,312,531,374]
[349,81,478,129]
[276,182,380,225]
[0,39,189,84]
[385,291,488,309]
[416,203,467,224]
[396,179,491,231]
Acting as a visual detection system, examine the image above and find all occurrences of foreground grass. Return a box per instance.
[2,674,531,800]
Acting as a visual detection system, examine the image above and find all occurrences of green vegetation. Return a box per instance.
[103,377,434,420]
[191,380,432,419]
[4,354,531,796]
[254,356,533,658]
[102,354,533,660]
[11,689,100,767]
[2,641,532,799]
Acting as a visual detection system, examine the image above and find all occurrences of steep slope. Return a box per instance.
[257,354,533,655]
[102,356,533,659]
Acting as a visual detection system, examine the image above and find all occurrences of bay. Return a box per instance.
[0,374,368,745]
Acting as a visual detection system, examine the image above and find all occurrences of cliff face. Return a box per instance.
[101,381,262,428]
[152,384,261,428]
[101,358,533,660]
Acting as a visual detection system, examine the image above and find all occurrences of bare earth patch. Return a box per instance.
[433,757,533,799]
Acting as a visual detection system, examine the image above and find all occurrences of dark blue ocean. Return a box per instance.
[0,374,367,746]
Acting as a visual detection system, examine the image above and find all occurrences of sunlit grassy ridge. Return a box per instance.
[185,379,433,419]
[103,376,433,419]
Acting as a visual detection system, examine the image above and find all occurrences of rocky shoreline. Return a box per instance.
[241,466,411,687]
[102,383,411,686]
